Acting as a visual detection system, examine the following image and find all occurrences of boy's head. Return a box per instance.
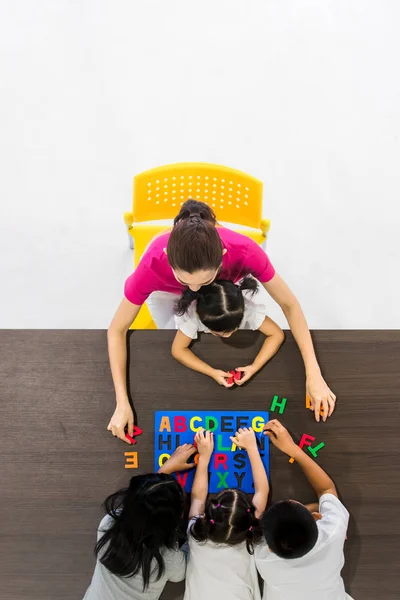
[262,500,319,559]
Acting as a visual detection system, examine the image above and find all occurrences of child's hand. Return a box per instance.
[211,369,235,388]
[159,444,197,474]
[263,419,297,455]
[234,365,257,385]
[195,429,214,460]
[230,427,257,451]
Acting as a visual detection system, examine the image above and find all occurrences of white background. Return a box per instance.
[1,0,399,329]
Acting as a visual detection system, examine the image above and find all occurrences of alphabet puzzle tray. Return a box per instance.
[154,411,269,493]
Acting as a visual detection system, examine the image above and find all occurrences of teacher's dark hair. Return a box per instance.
[95,473,185,590]
[167,200,223,272]
[175,277,258,332]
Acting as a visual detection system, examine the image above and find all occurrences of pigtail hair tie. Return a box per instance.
[210,519,215,524]
[216,504,221,508]
[247,508,250,513]
[249,526,253,531]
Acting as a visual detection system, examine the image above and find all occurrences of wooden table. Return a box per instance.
[0,330,399,600]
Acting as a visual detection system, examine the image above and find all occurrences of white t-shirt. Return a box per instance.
[184,518,261,600]
[83,515,186,600]
[175,290,266,339]
[255,494,353,600]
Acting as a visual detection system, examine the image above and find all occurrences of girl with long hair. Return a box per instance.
[83,445,196,600]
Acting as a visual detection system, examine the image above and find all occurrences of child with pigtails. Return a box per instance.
[184,427,269,600]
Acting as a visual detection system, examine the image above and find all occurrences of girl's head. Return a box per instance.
[95,473,185,589]
[175,276,258,336]
[167,200,223,291]
[190,489,262,554]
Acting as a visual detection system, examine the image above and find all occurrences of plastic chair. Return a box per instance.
[124,162,270,329]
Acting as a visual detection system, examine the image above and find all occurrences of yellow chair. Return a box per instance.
[124,162,270,329]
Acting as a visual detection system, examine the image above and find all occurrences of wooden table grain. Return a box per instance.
[0,330,399,600]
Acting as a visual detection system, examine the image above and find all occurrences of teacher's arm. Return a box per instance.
[107,298,141,443]
[262,274,336,421]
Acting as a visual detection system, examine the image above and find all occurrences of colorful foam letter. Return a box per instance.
[270,395,287,414]
[308,442,325,458]
[159,416,171,432]
[306,395,324,416]
[124,452,138,469]
[289,433,316,463]
[216,471,229,488]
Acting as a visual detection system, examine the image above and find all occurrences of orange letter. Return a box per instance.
[159,416,171,432]
[124,452,138,469]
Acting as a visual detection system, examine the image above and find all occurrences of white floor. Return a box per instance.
[1,1,399,329]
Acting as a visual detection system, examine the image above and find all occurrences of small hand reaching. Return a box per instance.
[230,427,257,451]
[195,429,214,460]
[159,444,197,474]
[263,419,297,456]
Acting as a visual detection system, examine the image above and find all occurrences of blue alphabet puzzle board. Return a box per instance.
[154,411,269,493]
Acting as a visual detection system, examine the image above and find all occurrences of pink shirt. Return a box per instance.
[124,228,275,306]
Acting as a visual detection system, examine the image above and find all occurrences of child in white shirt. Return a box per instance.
[184,427,269,600]
[172,277,284,388]
[83,446,197,600]
[256,419,354,600]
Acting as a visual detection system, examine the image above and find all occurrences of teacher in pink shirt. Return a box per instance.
[108,200,336,443]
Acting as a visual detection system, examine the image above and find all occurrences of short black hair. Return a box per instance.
[261,500,318,559]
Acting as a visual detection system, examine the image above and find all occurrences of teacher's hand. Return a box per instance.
[107,398,134,443]
[211,369,235,388]
[234,365,257,385]
[306,373,336,422]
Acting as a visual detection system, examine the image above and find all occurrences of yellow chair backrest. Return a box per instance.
[132,162,263,230]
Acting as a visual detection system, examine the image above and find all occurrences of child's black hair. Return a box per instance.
[95,473,185,590]
[261,500,318,559]
[190,489,263,554]
[175,276,259,332]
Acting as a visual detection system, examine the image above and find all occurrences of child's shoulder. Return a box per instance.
[317,494,349,541]
[319,493,349,519]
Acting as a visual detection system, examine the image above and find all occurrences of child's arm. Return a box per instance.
[189,429,214,518]
[235,317,285,385]
[172,330,233,388]
[230,428,269,518]
[158,444,197,475]
[264,419,337,498]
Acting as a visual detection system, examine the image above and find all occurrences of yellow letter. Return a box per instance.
[158,453,170,467]
[190,416,203,431]
[252,416,265,432]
